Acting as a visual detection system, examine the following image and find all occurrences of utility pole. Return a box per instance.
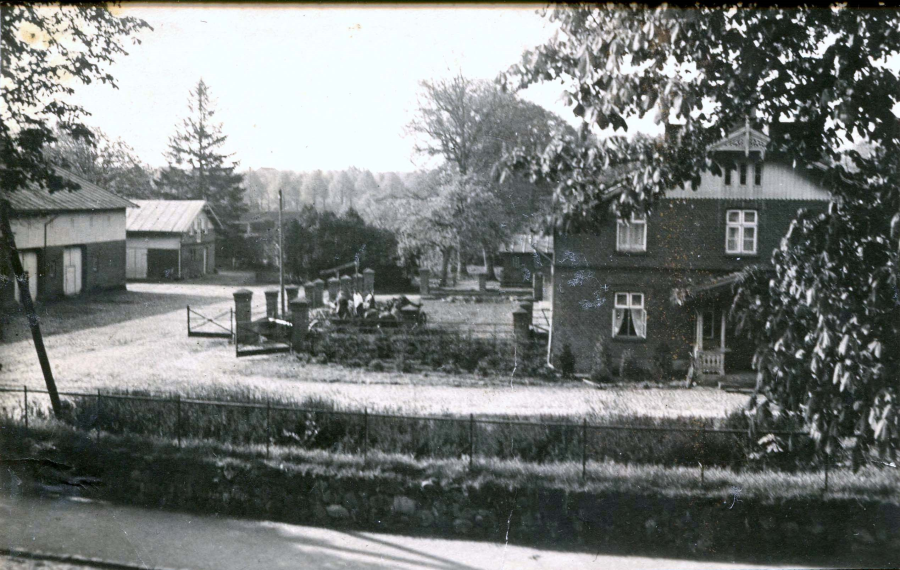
[278,188,285,318]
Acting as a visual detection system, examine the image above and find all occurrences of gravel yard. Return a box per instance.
[0,282,747,419]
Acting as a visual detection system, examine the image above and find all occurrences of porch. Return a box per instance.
[673,272,756,380]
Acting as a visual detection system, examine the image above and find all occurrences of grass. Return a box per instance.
[0,384,837,471]
[0,283,747,418]
[4,417,898,503]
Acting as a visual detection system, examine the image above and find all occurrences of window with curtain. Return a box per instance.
[616,213,647,252]
[725,210,757,254]
[613,292,646,339]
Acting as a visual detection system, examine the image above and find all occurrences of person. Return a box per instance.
[353,291,365,318]
[334,289,351,319]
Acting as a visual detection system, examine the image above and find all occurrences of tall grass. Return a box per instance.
[30,384,829,471]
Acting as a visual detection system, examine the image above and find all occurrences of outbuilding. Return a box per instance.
[125,200,220,280]
[1,167,134,306]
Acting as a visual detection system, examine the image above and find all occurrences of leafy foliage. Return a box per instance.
[1,5,150,198]
[43,127,158,198]
[508,6,900,460]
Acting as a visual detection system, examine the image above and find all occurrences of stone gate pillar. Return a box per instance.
[363,268,375,296]
[264,289,279,319]
[419,269,430,296]
[340,275,352,297]
[289,299,309,353]
[327,277,339,304]
[285,284,300,304]
[513,307,531,348]
[303,282,315,308]
[477,274,487,292]
[233,289,253,343]
[313,279,325,308]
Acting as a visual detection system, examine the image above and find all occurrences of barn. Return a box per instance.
[497,233,553,288]
[125,200,220,280]
[1,167,134,307]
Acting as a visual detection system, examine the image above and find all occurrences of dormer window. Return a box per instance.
[724,167,732,186]
[616,213,647,252]
[739,163,747,185]
[754,163,763,186]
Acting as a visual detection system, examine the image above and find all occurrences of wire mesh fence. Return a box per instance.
[0,385,841,490]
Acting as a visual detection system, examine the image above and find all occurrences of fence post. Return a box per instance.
[582,418,588,480]
[187,305,191,336]
[230,308,234,344]
[23,385,28,434]
[266,399,271,460]
[96,390,102,444]
[363,408,368,464]
[176,395,182,449]
[469,413,475,468]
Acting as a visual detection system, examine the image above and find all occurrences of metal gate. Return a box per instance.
[187,306,233,340]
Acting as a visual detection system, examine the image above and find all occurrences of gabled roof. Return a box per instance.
[126,200,221,233]
[7,167,136,213]
[498,233,554,254]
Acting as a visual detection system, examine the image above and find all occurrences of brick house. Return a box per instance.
[1,167,134,307]
[125,200,220,280]
[549,123,832,376]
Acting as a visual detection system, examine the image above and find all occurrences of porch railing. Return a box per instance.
[697,349,725,375]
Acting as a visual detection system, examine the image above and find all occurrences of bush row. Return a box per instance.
[312,328,552,378]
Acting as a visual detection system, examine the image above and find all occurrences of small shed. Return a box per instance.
[497,233,553,288]
[126,200,221,280]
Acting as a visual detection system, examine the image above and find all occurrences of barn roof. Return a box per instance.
[126,200,219,233]
[498,233,554,254]
[8,167,136,213]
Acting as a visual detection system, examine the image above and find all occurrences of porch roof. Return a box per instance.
[670,271,746,307]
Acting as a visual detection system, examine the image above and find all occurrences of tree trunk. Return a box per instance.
[456,236,468,277]
[0,201,62,417]
[439,248,451,287]
[483,246,497,281]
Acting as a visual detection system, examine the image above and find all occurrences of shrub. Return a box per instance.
[368,359,386,372]
[558,343,576,378]
[618,349,649,381]
[589,334,613,383]
[653,341,674,379]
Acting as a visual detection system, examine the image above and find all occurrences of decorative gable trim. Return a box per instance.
[708,123,771,158]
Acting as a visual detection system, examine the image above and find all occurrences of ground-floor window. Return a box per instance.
[613,292,646,339]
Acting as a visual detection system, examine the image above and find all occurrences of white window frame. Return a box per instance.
[612,292,647,339]
[726,209,758,254]
[616,213,647,252]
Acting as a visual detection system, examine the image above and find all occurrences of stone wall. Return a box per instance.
[92,447,899,566]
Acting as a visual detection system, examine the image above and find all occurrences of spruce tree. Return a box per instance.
[159,79,246,224]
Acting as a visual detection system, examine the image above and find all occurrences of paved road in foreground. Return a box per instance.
[0,495,787,570]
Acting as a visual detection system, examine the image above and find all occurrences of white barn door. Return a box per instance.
[126,248,148,279]
[63,246,82,296]
[13,251,38,303]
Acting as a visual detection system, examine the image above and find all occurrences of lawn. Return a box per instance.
[0,282,747,419]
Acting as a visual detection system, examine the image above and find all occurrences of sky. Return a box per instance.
[69,4,580,173]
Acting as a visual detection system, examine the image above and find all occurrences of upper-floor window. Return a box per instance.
[739,163,748,185]
[724,167,732,186]
[616,213,647,252]
[726,210,757,254]
[754,163,763,186]
[613,292,646,339]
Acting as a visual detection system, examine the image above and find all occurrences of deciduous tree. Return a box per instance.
[507,5,900,461]
[0,4,150,416]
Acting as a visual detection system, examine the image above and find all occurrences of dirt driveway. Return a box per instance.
[0,282,746,418]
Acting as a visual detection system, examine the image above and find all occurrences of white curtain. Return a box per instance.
[613,308,625,335]
[631,308,647,338]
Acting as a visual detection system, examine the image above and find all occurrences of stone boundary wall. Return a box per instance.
[83,446,900,566]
